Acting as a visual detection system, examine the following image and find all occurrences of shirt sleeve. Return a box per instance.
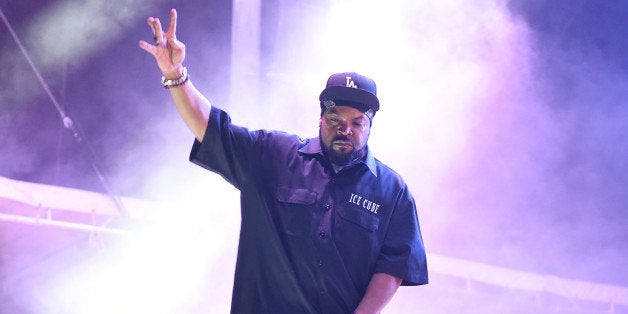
[189,106,262,190]
[375,185,428,286]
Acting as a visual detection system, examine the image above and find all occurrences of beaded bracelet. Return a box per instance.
[161,67,189,89]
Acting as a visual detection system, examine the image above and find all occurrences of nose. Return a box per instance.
[337,124,353,136]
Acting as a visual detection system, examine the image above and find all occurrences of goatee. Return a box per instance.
[320,136,367,167]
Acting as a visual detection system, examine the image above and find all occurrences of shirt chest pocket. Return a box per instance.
[335,207,381,259]
[275,186,318,237]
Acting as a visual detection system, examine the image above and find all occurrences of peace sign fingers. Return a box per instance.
[165,9,178,41]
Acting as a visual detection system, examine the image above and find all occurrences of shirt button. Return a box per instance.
[324,204,331,211]
[317,260,324,267]
[319,231,327,239]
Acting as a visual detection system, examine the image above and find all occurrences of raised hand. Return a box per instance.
[139,9,186,79]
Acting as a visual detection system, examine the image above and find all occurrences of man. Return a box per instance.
[139,9,428,314]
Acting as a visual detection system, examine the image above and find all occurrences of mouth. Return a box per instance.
[332,140,354,150]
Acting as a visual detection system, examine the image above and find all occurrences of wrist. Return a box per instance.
[161,67,189,89]
[163,66,185,80]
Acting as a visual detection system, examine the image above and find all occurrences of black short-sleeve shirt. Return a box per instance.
[190,107,428,314]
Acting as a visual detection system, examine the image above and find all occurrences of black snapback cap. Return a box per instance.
[319,72,380,118]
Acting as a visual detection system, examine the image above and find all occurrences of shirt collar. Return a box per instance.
[298,137,378,177]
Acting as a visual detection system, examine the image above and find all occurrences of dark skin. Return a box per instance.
[320,106,371,168]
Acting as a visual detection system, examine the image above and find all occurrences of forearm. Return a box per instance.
[169,79,211,142]
[354,273,402,314]
[140,9,210,141]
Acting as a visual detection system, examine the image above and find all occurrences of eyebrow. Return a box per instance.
[326,108,368,121]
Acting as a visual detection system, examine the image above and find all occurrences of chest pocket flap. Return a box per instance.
[338,208,379,232]
[275,186,317,205]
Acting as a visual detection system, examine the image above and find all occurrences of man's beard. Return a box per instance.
[320,133,367,167]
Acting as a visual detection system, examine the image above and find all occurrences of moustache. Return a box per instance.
[332,136,354,145]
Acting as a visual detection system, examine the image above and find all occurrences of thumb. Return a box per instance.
[138,40,157,54]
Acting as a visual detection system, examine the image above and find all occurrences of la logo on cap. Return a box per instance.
[345,76,358,88]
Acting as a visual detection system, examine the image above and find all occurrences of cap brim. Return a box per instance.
[319,86,380,113]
